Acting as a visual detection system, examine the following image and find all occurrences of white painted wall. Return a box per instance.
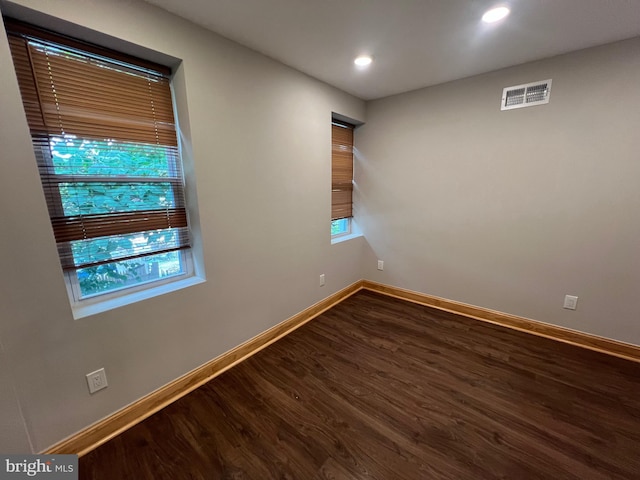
[357,37,640,345]
[0,0,365,452]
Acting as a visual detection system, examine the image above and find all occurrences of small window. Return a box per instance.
[331,218,351,237]
[331,120,354,236]
[5,19,195,308]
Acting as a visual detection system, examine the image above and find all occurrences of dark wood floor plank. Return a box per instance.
[80,290,640,479]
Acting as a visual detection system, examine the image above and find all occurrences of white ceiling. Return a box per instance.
[145,0,640,100]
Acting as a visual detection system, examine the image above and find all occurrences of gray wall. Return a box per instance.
[0,346,31,452]
[357,37,640,345]
[0,0,365,452]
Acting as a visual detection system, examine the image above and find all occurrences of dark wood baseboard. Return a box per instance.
[362,280,640,364]
[45,278,640,456]
[44,281,363,456]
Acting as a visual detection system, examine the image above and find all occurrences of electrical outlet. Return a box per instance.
[86,368,108,394]
[377,260,384,271]
[319,274,325,287]
[563,295,578,310]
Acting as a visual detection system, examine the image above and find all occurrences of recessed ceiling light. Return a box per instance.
[354,55,373,67]
[482,6,510,23]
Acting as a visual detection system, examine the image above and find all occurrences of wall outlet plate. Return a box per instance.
[563,295,578,310]
[377,260,384,271]
[86,368,108,394]
[319,274,325,287]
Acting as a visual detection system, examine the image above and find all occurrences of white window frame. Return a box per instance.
[65,250,203,319]
[65,249,194,302]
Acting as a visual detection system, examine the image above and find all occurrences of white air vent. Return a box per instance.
[501,79,552,111]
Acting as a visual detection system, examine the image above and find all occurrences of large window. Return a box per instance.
[5,19,193,304]
[331,120,354,237]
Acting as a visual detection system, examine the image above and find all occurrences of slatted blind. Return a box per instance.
[5,19,190,271]
[331,121,354,220]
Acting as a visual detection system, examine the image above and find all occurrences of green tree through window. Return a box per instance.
[51,138,186,297]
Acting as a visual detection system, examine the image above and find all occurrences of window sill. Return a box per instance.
[331,232,363,245]
[72,275,206,319]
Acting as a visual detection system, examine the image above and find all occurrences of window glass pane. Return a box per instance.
[70,228,184,267]
[50,137,177,177]
[331,218,350,236]
[76,251,184,298]
[59,182,176,216]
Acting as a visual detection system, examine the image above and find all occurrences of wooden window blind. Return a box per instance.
[4,19,190,274]
[331,121,354,220]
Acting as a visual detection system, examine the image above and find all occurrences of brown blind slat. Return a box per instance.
[331,122,354,220]
[7,36,47,133]
[28,43,177,146]
[51,208,188,243]
[331,188,353,221]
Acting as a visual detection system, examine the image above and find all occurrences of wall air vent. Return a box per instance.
[501,79,552,111]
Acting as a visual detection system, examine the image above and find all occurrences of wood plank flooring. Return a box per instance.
[80,290,640,479]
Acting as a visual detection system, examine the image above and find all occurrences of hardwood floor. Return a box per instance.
[80,290,640,479]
